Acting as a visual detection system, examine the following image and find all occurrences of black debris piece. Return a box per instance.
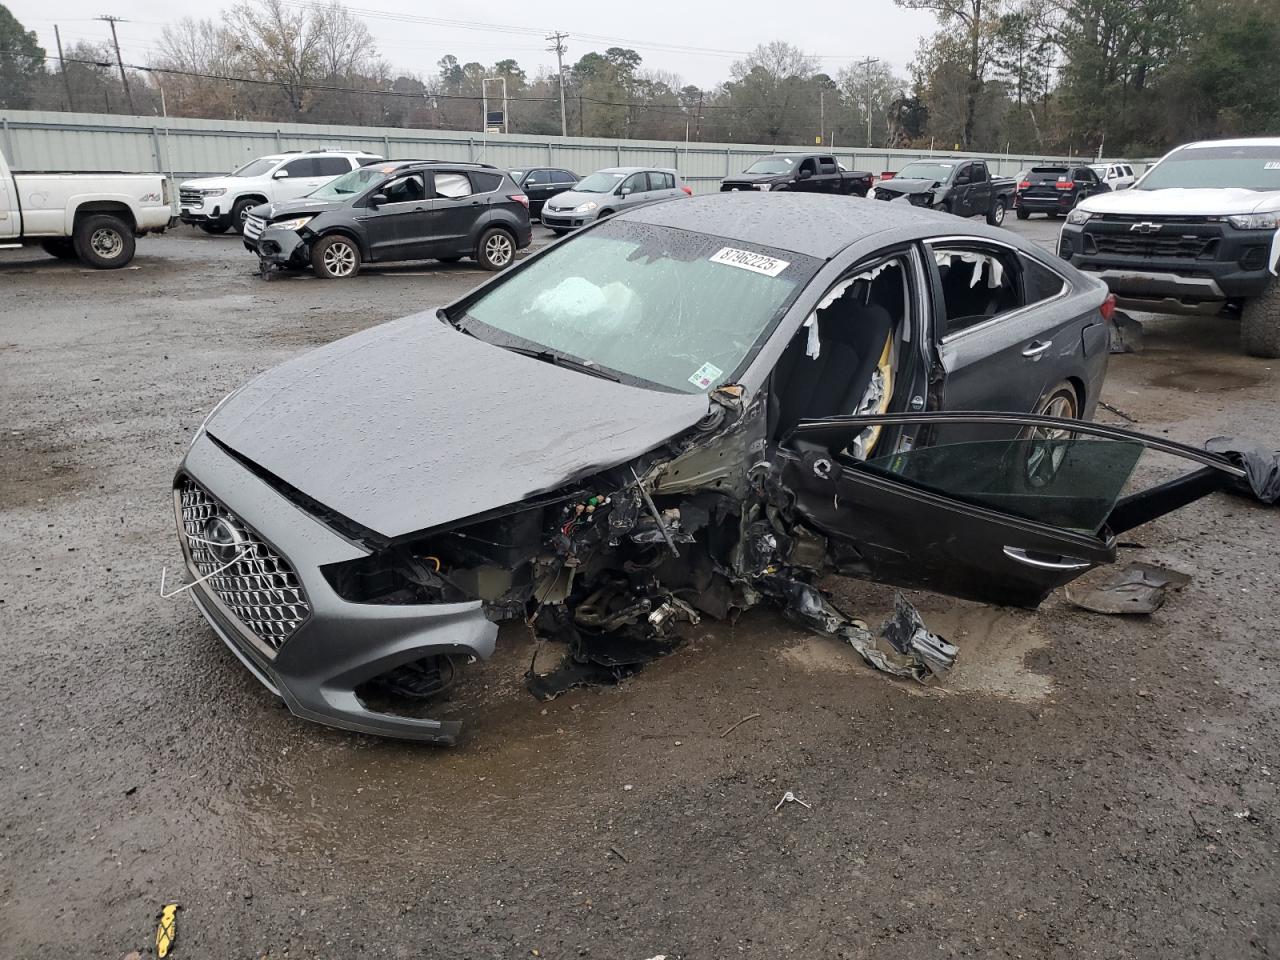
[1205,437,1280,504]
[1108,311,1143,354]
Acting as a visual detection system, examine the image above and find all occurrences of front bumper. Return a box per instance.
[253,225,309,265]
[1060,221,1275,308]
[179,201,227,225]
[540,210,592,230]
[175,433,498,744]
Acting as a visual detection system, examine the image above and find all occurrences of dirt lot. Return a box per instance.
[1,218,1277,959]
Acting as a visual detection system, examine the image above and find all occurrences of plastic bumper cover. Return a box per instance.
[255,226,309,265]
[176,433,498,744]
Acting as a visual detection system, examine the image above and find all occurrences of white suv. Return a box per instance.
[179,150,382,234]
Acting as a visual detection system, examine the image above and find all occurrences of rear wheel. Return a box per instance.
[986,197,1007,226]
[72,214,135,269]
[1024,383,1080,488]
[1015,207,1030,220]
[475,227,516,271]
[40,238,77,260]
[199,221,230,235]
[229,198,258,235]
[310,234,361,279]
[1241,279,1280,358]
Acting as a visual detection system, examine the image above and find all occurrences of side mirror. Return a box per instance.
[954,174,971,185]
[797,168,813,180]
[369,193,388,207]
[273,169,290,179]
[620,187,632,196]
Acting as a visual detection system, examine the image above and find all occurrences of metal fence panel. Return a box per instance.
[1,109,1131,191]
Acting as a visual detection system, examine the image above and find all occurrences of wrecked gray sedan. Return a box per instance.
[172,192,1249,743]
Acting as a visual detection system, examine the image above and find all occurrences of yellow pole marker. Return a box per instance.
[156,903,179,957]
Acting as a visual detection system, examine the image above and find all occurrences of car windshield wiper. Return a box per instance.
[493,343,622,382]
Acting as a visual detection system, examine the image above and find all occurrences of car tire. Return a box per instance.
[72,214,135,269]
[310,234,361,279]
[475,227,516,271]
[199,221,230,235]
[986,197,1007,226]
[40,238,78,260]
[1015,207,1030,221]
[550,228,570,237]
[1241,279,1280,358]
[1024,382,1081,488]
[229,198,258,235]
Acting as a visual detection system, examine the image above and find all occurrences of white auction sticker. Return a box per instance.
[709,247,791,277]
[688,361,724,390]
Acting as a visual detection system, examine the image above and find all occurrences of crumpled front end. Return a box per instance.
[252,223,311,267]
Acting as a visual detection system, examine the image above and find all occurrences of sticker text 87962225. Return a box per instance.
[709,247,791,278]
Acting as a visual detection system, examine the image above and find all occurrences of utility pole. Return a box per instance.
[97,15,136,115]
[546,31,569,138]
[54,25,74,111]
[855,56,880,148]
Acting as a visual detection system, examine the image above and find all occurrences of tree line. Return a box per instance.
[1,0,1277,157]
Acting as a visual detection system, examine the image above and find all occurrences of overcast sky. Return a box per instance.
[10,0,938,88]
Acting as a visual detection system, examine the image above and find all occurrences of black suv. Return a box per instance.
[244,160,533,278]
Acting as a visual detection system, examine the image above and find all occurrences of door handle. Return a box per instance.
[1002,546,1092,571]
[1021,340,1052,359]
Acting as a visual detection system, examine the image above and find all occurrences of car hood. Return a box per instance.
[180,176,234,190]
[875,178,940,196]
[255,196,347,220]
[544,189,608,211]
[205,312,712,539]
[723,173,777,185]
[1080,187,1280,216]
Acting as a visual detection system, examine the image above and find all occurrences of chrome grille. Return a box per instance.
[178,478,309,653]
[179,188,204,207]
[243,215,265,243]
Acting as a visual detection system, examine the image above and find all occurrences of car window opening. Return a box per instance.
[934,249,1021,336]
[771,259,909,456]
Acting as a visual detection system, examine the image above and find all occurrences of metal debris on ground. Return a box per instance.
[774,790,813,811]
[1066,561,1192,615]
[1109,311,1143,353]
[720,712,762,738]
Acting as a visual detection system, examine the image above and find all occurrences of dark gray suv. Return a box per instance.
[244,160,533,277]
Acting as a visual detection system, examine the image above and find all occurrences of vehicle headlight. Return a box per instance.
[272,216,314,231]
[200,188,227,197]
[1066,209,1093,225]
[1227,213,1279,230]
[574,201,599,214]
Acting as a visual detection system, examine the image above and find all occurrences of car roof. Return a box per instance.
[1181,137,1280,149]
[619,192,952,259]
[592,166,677,175]
[373,159,501,172]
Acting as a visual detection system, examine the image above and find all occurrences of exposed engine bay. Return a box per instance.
[321,382,957,713]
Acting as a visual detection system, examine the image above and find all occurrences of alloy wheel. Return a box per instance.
[485,233,513,267]
[1025,391,1078,488]
[323,241,357,277]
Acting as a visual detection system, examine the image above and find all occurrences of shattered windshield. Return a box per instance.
[894,161,957,181]
[1138,144,1280,191]
[309,166,385,199]
[461,221,818,393]
[575,171,626,193]
[744,157,796,174]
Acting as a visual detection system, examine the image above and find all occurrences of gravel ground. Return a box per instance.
[1,218,1277,959]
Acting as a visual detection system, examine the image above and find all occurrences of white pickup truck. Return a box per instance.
[0,148,174,268]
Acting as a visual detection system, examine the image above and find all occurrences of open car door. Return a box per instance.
[779,411,1247,608]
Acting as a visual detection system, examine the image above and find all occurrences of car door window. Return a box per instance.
[931,244,1022,337]
[1018,252,1068,304]
[555,170,578,184]
[433,172,473,198]
[620,173,648,195]
[799,158,818,177]
[525,169,550,185]
[380,173,426,203]
[647,171,674,191]
[313,156,352,176]
[818,157,838,175]
[970,163,988,182]
[281,158,317,178]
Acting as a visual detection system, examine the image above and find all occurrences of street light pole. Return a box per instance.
[97,15,136,115]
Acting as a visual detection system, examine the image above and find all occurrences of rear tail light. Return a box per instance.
[1018,180,1031,190]
[680,185,693,195]
[880,171,896,180]
[1100,293,1117,323]
[508,193,529,209]
[1056,178,1075,190]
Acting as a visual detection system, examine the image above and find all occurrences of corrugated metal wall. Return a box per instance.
[0,110,1097,192]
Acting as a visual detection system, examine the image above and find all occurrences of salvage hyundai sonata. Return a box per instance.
[172,192,1249,743]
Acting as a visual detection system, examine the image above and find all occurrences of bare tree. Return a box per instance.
[228,0,324,115]
[313,0,377,79]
